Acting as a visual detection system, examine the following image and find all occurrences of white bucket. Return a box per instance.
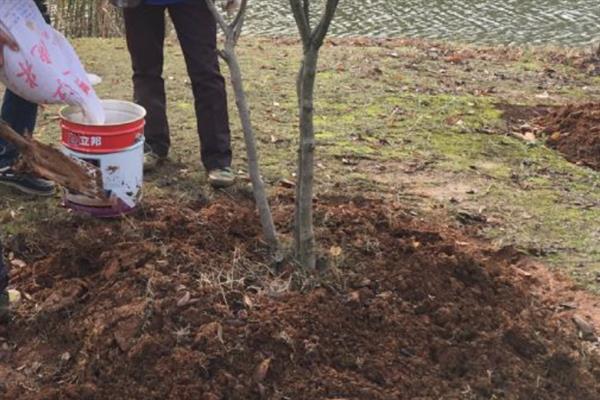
[62,140,144,217]
[59,100,146,218]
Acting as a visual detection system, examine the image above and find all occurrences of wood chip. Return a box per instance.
[253,358,271,383]
[177,291,191,307]
[10,259,26,268]
[559,302,577,310]
[572,315,596,340]
[243,294,253,309]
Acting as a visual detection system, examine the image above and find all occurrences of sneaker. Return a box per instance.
[208,167,235,188]
[0,167,55,197]
[143,145,166,172]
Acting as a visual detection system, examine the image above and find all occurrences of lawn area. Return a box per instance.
[3,37,600,399]
[2,36,599,290]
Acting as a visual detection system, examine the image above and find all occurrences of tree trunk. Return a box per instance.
[294,48,319,269]
[203,0,279,254]
[223,43,279,251]
[289,0,339,270]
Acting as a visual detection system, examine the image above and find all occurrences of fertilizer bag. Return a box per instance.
[0,0,105,124]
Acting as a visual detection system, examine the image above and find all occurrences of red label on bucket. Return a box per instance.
[60,120,144,154]
[65,131,104,148]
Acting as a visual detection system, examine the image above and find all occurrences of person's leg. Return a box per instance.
[0,238,9,322]
[123,4,170,159]
[168,2,232,172]
[0,88,55,197]
[0,90,38,169]
[0,90,55,196]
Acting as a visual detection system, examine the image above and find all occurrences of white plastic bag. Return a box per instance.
[0,0,105,124]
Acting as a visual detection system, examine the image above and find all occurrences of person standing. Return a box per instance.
[122,0,235,188]
[0,0,55,196]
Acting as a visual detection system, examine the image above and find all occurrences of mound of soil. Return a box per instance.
[537,103,600,170]
[1,193,599,399]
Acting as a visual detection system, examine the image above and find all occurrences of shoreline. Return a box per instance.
[217,34,600,50]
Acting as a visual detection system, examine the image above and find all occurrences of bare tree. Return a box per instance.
[204,0,279,252]
[290,0,340,269]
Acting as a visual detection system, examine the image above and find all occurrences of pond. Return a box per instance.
[245,0,600,45]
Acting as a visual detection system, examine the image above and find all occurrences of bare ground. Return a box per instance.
[0,37,600,398]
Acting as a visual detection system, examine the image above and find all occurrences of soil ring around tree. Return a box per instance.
[0,192,599,399]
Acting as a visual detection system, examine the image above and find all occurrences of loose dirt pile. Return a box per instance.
[1,193,599,399]
[537,103,600,170]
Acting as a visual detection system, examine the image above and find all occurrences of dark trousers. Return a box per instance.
[123,2,232,170]
[0,92,38,169]
[0,0,49,169]
[0,240,6,293]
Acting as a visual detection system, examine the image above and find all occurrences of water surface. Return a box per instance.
[245,0,600,45]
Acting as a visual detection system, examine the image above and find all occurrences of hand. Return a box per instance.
[0,30,18,67]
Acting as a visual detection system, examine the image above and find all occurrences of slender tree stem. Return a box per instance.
[294,48,319,269]
[205,0,279,252]
[289,0,311,46]
[313,0,339,46]
[290,0,339,269]
[225,44,278,250]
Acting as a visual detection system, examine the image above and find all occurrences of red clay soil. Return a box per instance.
[537,103,600,170]
[1,193,599,399]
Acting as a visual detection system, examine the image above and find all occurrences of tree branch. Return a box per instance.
[217,48,228,61]
[289,0,311,46]
[312,0,339,47]
[205,0,230,35]
[302,0,310,26]
[230,0,248,46]
[230,0,248,32]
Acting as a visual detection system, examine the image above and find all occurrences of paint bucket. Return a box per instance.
[59,100,146,218]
